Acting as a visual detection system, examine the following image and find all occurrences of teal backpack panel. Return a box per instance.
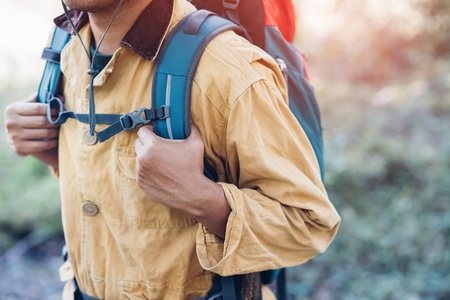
[38,27,71,103]
[152,10,242,141]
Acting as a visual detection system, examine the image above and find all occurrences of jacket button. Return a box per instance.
[83,129,98,145]
[82,201,99,216]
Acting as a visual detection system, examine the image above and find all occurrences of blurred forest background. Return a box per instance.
[0,0,449,299]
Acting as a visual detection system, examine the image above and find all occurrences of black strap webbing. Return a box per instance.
[184,10,214,35]
[41,47,61,64]
[221,276,237,300]
[277,268,286,300]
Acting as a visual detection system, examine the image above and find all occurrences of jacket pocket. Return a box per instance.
[119,281,150,300]
[119,275,212,300]
[114,146,197,228]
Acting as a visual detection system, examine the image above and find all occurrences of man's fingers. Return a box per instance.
[17,115,60,129]
[13,139,59,156]
[17,95,63,116]
[137,125,157,144]
[26,139,59,153]
[135,134,144,156]
[20,128,60,140]
[18,103,51,116]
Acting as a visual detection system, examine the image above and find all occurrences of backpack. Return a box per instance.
[38,1,324,299]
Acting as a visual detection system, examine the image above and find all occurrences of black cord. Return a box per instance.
[61,0,124,136]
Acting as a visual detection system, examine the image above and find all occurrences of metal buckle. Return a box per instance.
[119,108,151,130]
[222,0,239,10]
[47,96,65,125]
[44,90,53,104]
[160,105,170,120]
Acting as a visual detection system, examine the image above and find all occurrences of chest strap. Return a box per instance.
[40,28,170,143]
[46,96,170,143]
[96,106,169,142]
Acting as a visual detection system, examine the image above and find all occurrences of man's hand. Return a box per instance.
[135,124,230,239]
[4,93,60,169]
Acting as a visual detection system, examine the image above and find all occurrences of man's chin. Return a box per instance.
[62,0,120,13]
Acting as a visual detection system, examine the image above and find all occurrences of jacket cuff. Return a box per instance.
[196,182,243,275]
[49,165,60,178]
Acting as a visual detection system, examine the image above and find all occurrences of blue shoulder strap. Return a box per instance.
[38,27,71,103]
[152,10,242,140]
[152,10,243,182]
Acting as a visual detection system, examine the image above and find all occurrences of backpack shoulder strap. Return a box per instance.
[152,10,243,182]
[152,10,242,140]
[38,27,72,103]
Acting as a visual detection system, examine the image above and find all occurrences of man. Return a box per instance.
[4,0,340,299]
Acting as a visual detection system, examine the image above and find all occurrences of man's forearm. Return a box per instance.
[186,179,230,240]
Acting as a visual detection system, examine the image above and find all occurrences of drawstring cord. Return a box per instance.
[61,0,124,136]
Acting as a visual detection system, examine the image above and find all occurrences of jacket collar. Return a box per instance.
[54,0,174,61]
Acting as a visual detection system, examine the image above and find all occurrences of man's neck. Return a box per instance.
[89,0,153,55]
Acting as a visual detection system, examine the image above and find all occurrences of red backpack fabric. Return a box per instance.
[260,0,296,42]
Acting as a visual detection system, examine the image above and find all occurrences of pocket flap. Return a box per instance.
[119,281,150,300]
[115,146,137,180]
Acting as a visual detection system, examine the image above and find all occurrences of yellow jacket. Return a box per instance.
[54,0,340,298]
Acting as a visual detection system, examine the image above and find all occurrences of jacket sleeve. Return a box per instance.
[195,77,340,276]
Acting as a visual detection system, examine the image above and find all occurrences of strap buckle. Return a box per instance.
[222,0,240,10]
[41,47,61,64]
[160,105,170,120]
[47,96,65,125]
[119,108,151,130]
